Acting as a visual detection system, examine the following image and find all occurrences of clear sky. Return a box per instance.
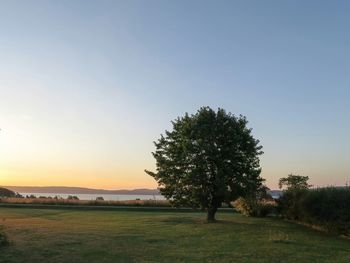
[1,0,349,189]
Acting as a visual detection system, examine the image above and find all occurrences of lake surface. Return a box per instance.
[19,192,166,201]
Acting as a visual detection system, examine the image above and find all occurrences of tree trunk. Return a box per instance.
[207,207,217,223]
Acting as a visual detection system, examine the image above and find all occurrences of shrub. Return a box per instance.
[233,197,276,217]
[233,197,254,216]
[301,187,350,235]
[277,188,308,220]
[278,187,350,236]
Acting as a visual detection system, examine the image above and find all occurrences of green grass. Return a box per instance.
[0,208,349,263]
[0,227,9,247]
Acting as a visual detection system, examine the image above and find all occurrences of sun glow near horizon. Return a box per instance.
[0,114,158,190]
[0,166,158,190]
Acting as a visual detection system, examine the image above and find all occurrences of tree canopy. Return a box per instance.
[145,107,264,221]
[279,174,311,191]
[0,187,16,198]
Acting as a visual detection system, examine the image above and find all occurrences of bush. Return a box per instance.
[233,197,276,217]
[301,187,350,235]
[278,187,350,236]
[277,188,308,220]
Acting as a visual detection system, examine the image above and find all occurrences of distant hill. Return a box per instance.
[1,186,160,195]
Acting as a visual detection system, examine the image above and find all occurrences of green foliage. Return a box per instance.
[279,174,311,190]
[146,107,264,221]
[278,174,350,236]
[277,174,311,220]
[277,188,308,220]
[233,197,276,217]
[0,188,16,198]
[301,187,350,235]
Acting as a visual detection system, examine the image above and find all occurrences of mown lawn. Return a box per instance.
[0,208,349,263]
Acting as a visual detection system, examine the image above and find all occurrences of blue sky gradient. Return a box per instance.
[1,1,349,189]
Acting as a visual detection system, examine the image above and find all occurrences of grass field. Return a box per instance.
[0,208,349,263]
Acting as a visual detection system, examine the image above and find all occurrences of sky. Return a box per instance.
[0,0,350,190]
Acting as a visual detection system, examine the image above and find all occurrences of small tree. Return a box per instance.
[145,107,264,222]
[279,174,311,191]
[278,174,311,220]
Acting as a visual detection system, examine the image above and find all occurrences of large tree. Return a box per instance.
[145,107,264,222]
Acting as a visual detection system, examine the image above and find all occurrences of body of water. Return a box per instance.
[19,192,166,201]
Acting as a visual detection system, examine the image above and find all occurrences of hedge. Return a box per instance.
[278,187,350,236]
